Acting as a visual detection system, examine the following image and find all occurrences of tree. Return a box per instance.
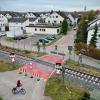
[76,18,88,43]
[87,10,96,22]
[89,24,98,48]
[61,19,68,35]
[76,10,96,43]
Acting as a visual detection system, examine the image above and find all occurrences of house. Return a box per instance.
[7,18,29,37]
[67,12,79,26]
[40,12,50,19]
[0,12,8,31]
[29,18,38,25]
[3,11,23,19]
[26,24,61,35]
[25,12,40,18]
[45,11,68,25]
[87,17,100,48]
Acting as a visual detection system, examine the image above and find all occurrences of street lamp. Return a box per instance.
[68,46,73,60]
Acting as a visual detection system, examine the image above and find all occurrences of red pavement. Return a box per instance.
[40,55,65,64]
[19,63,53,80]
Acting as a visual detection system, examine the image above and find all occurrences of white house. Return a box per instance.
[67,13,79,26]
[40,13,50,19]
[29,18,38,25]
[0,13,8,31]
[5,13,12,19]
[45,11,66,24]
[25,12,39,18]
[87,17,100,48]
[26,24,61,35]
[7,18,29,37]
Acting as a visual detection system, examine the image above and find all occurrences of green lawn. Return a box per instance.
[0,97,3,100]
[0,60,21,72]
[44,77,90,100]
[65,60,100,76]
[5,38,17,42]
[33,34,48,37]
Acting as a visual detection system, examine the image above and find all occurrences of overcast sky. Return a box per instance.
[0,0,100,12]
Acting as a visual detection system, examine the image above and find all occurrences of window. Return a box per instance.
[60,21,62,23]
[54,20,57,23]
[48,20,50,23]
[40,29,41,31]
[21,27,23,30]
[57,29,59,33]
[35,28,37,31]
[44,29,45,31]
[56,16,58,18]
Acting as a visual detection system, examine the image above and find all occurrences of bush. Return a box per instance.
[75,43,100,60]
[0,97,3,100]
[81,92,90,100]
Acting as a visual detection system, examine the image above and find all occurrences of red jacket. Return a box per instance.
[17,81,22,87]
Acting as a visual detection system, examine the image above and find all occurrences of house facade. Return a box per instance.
[7,18,29,37]
[87,17,100,48]
[26,24,61,35]
[45,11,64,24]
[0,13,8,31]
[67,13,78,26]
[25,12,40,18]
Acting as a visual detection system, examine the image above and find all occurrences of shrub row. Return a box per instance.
[75,42,100,60]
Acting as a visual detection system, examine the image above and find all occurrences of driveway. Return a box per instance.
[0,70,50,100]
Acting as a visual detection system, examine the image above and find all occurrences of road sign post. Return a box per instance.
[9,53,15,67]
[68,46,73,60]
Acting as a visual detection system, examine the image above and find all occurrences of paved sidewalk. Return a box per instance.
[0,70,51,100]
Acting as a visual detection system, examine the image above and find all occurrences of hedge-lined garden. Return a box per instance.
[75,42,100,60]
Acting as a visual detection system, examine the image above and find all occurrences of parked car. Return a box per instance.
[14,36,27,40]
[51,35,56,39]
[46,36,54,40]
[39,38,49,43]
[0,33,6,37]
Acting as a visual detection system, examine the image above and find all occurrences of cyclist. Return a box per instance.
[16,80,22,92]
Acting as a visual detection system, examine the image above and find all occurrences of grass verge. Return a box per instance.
[65,60,100,76]
[0,45,45,57]
[0,97,3,100]
[5,38,17,42]
[44,77,90,100]
[0,60,21,72]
